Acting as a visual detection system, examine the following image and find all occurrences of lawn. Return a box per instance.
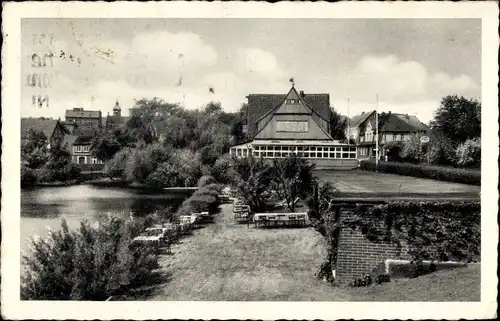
[314,169,480,196]
[347,264,481,301]
[124,203,480,301]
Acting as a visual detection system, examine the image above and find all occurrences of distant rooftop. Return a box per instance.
[65,108,101,119]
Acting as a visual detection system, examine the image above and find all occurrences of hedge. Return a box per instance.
[359,160,480,186]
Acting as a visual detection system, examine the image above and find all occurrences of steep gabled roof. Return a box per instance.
[246,89,331,138]
[21,118,61,139]
[252,86,333,140]
[349,110,376,128]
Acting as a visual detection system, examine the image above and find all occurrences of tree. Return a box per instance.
[21,130,49,169]
[233,155,274,212]
[431,95,481,143]
[330,108,347,141]
[91,131,123,162]
[270,155,316,212]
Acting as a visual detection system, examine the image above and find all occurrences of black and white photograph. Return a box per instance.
[1,1,498,320]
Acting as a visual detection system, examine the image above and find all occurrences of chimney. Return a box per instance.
[362,112,365,115]
[299,90,304,97]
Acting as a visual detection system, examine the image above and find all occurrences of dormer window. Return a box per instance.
[286,99,298,104]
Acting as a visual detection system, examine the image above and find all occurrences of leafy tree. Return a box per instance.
[233,155,274,212]
[431,95,481,143]
[199,146,219,166]
[330,108,347,141]
[270,155,316,212]
[21,130,49,169]
[145,162,181,188]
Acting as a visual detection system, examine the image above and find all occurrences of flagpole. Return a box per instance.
[375,94,379,172]
[347,98,350,145]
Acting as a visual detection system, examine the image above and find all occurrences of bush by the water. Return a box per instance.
[176,176,221,216]
[21,215,158,300]
[359,160,480,185]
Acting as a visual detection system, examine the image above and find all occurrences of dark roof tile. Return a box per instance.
[21,118,60,139]
[245,92,331,138]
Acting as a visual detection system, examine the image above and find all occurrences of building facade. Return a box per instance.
[230,86,358,170]
[347,111,429,159]
[65,107,102,129]
[71,136,103,166]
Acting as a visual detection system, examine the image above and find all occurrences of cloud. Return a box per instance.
[234,48,284,78]
[332,54,480,122]
[430,72,479,93]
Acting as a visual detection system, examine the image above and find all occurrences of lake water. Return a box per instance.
[21,184,186,253]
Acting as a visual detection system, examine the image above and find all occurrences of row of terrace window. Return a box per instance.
[230,145,357,159]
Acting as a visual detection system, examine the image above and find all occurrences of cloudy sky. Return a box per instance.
[22,18,480,123]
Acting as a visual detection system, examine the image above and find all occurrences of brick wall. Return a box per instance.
[335,208,409,284]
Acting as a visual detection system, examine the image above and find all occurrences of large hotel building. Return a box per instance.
[230,85,358,170]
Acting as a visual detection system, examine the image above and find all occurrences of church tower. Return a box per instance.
[113,100,121,117]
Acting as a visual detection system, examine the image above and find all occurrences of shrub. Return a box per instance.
[455,138,481,167]
[428,136,457,166]
[374,274,391,284]
[359,160,480,186]
[21,166,37,186]
[21,215,158,300]
[350,274,372,287]
[175,180,221,217]
[197,175,216,188]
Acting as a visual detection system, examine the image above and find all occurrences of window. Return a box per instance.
[342,153,349,158]
[336,147,342,152]
[393,133,397,140]
[317,147,323,152]
[297,146,303,151]
[304,152,310,158]
[275,152,282,158]
[253,151,259,157]
[323,152,328,158]
[237,149,242,156]
[310,152,316,158]
[298,152,303,157]
[266,152,273,157]
[310,147,316,151]
[336,152,341,158]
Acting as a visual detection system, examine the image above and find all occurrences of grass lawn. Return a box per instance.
[125,203,480,301]
[314,169,480,196]
[347,264,481,301]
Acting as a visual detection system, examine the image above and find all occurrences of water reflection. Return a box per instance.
[21,184,187,252]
